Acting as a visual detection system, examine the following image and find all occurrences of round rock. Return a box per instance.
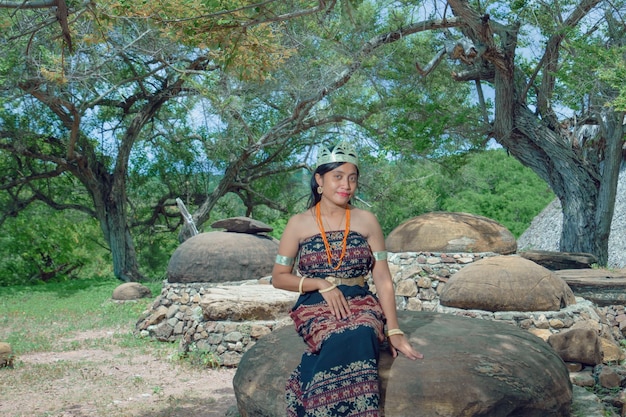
[112,282,152,300]
[385,212,517,254]
[439,255,576,312]
[167,232,278,283]
[233,311,572,417]
[0,342,13,368]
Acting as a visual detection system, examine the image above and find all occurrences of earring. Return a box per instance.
[317,186,323,194]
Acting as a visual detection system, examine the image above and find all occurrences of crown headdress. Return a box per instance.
[315,141,359,169]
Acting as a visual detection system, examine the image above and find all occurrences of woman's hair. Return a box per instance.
[307,162,360,209]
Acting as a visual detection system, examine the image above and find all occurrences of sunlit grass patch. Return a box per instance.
[0,277,162,355]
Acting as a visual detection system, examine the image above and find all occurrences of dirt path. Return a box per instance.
[0,330,238,417]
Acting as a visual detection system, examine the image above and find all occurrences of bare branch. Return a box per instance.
[29,185,95,216]
[0,165,65,190]
[0,0,56,8]
[536,0,602,129]
[261,17,462,144]
[233,186,286,213]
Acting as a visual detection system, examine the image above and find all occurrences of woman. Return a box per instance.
[272,141,423,417]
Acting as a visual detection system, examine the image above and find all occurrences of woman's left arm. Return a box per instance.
[365,211,423,360]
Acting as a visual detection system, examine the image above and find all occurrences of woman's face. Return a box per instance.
[316,163,358,204]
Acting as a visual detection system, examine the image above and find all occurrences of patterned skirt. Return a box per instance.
[286,289,385,417]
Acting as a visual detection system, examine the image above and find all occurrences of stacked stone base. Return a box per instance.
[436,298,622,348]
[136,252,625,367]
[177,318,292,367]
[135,281,294,367]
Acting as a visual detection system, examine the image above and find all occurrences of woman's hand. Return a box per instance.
[388,334,423,360]
[319,285,351,320]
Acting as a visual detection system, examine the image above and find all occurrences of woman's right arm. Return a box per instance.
[272,216,302,291]
[272,215,337,296]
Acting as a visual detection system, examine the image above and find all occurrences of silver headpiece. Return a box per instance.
[315,141,359,169]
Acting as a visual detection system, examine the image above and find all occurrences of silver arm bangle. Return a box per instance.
[373,251,388,261]
[275,254,295,266]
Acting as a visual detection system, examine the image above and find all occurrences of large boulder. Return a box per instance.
[167,232,278,283]
[385,212,517,254]
[234,311,572,417]
[439,255,576,312]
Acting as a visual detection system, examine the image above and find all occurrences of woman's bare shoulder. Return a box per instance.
[288,208,315,224]
[350,206,378,223]
[285,208,318,239]
[349,206,381,237]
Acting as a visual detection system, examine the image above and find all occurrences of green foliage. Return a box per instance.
[598,47,626,111]
[2,0,613,278]
[266,216,289,241]
[0,149,556,285]
[359,159,440,235]
[133,226,180,279]
[352,149,554,238]
[0,205,110,286]
[557,33,621,112]
[439,150,555,237]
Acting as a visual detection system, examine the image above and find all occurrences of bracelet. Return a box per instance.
[319,284,337,293]
[298,277,306,294]
[276,254,295,266]
[373,251,388,261]
[385,328,405,337]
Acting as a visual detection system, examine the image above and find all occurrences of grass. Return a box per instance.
[0,277,239,417]
[0,277,163,355]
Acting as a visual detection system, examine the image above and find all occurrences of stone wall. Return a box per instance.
[136,252,620,367]
[134,280,293,367]
[386,252,492,311]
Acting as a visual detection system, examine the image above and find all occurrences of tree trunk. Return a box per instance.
[506,103,623,266]
[592,109,626,265]
[82,74,184,279]
[560,181,602,259]
[101,196,143,282]
[75,158,144,282]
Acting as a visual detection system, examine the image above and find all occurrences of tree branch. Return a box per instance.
[536,0,601,130]
[0,0,56,8]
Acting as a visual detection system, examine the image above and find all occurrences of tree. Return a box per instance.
[0,1,516,283]
[359,159,440,234]
[146,0,625,266]
[0,202,106,286]
[4,0,620,284]
[175,1,485,239]
[0,1,346,281]
[241,0,624,265]
[403,0,624,265]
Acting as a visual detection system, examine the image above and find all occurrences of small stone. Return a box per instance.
[0,342,14,368]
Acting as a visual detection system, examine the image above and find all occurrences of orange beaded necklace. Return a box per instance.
[315,202,350,270]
